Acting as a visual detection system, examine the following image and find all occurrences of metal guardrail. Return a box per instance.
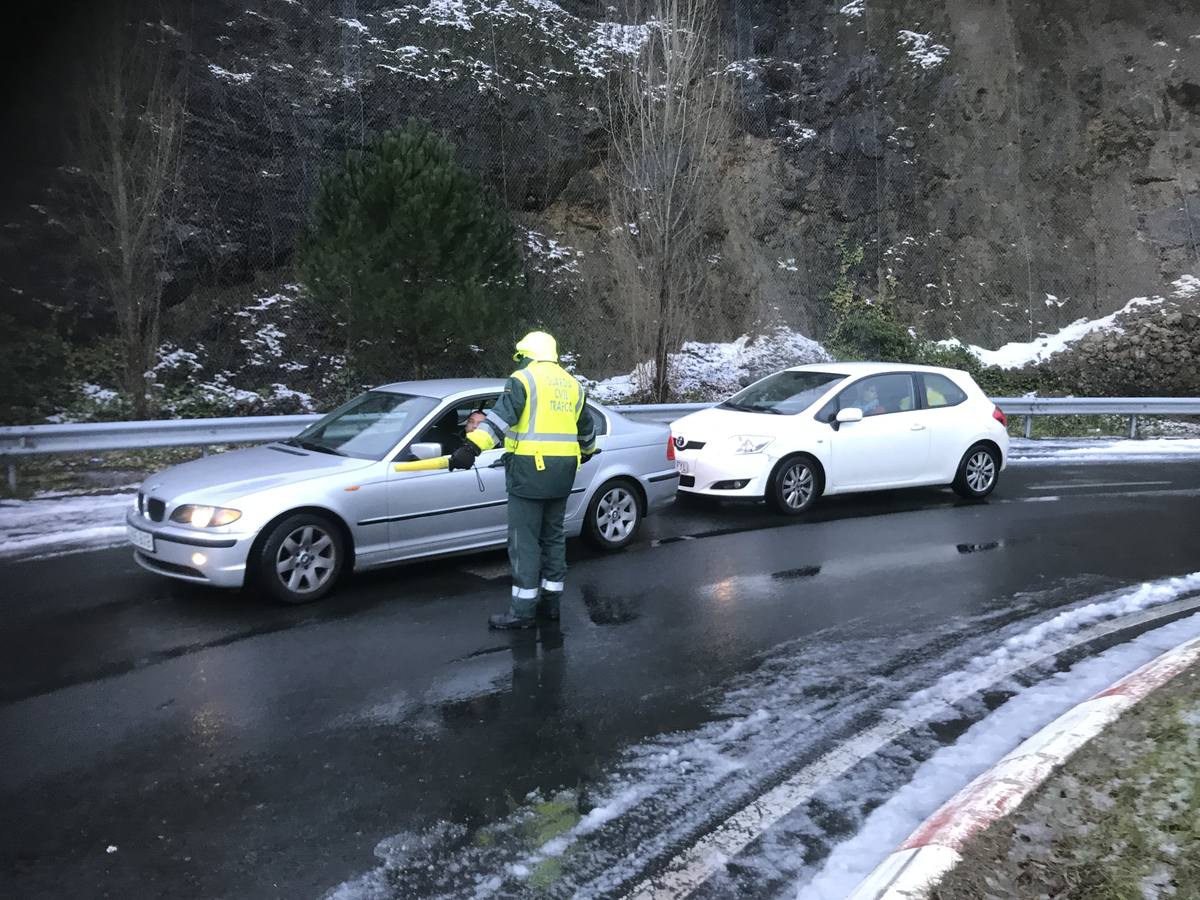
[0,415,322,457]
[992,397,1200,439]
[2,397,1198,487]
[612,398,1200,439]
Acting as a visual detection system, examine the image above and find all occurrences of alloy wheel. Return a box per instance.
[780,462,815,510]
[596,487,638,543]
[275,525,337,595]
[965,450,996,493]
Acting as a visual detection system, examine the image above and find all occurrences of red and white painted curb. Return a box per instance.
[847,633,1200,900]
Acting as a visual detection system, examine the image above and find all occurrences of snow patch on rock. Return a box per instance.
[936,280,1199,370]
[898,30,950,70]
[585,327,831,402]
[840,0,865,19]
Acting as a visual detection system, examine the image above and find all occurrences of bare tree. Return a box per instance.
[605,0,729,401]
[72,10,186,419]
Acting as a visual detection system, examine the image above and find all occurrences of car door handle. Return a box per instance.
[910,423,927,431]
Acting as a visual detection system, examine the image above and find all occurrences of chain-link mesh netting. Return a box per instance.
[5,0,1199,421]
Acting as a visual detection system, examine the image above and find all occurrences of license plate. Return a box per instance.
[127,525,155,553]
[675,460,691,475]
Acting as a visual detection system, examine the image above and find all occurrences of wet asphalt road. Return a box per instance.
[2,459,1200,899]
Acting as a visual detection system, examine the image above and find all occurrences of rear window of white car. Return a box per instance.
[721,371,846,415]
[921,373,968,408]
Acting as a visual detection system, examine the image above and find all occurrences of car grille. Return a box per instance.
[679,475,696,488]
[137,492,144,514]
[675,440,706,451]
[146,497,166,522]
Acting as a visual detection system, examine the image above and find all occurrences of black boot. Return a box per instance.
[488,611,537,630]
[536,591,562,621]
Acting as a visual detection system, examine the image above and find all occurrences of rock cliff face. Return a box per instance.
[2,0,1198,365]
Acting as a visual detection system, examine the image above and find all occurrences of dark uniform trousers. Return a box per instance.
[507,495,568,618]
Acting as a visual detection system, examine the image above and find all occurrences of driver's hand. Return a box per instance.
[449,444,480,471]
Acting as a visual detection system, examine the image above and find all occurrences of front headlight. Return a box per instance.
[732,435,774,455]
[170,505,242,528]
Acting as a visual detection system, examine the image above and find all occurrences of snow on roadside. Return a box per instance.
[1009,437,1200,464]
[586,327,830,403]
[0,491,135,560]
[797,612,1200,899]
[940,275,1199,370]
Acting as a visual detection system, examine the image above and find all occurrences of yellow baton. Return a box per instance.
[392,456,451,472]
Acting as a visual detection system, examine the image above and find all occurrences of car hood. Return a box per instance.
[140,444,377,505]
[671,405,813,444]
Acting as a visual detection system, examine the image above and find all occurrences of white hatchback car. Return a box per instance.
[670,362,1009,513]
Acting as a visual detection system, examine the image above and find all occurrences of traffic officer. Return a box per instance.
[449,331,597,629]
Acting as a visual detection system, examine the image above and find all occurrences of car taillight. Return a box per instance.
[667,434,676,461]
[993,405,1007,427]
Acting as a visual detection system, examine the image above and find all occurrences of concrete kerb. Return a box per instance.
[847,632,1200,900]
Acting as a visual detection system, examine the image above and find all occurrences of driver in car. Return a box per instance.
[861,384,884,416]
[464,409,486,435]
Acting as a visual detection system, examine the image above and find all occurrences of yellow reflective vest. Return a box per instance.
[505,362,586,464]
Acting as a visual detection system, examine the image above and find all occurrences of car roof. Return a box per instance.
[373,378,508,399]
[785,361,965,377]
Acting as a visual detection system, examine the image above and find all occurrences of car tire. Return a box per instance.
[953,443,1001,499]
[584,479,643,551]
[256,512,346,604]
[767,455,822,515]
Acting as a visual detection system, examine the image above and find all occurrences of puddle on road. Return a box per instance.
[957,540,1002,554]
[580,585,641,625]
[772,566,822,581]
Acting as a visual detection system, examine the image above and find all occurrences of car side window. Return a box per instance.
[922,374,968,409]
[587,403,609,436]
[837,374,917,417]
[414,395,500,454]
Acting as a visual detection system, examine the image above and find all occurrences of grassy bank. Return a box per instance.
[935,662,1200,899]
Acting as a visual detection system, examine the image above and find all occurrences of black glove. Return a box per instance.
[581,449,598,465]
[449,443,480,471]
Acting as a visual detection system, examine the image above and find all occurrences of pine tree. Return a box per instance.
[299,124,524,382]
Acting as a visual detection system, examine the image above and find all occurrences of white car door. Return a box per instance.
[827,373,931,490]
[917,372,974,482]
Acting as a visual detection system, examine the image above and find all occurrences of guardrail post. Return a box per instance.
[1128,415,1138,440]
[1023,415,1033,439]
[201,445,209,458]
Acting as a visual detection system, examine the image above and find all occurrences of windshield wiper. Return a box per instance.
[721,401,781,414]
[284,438,346,456]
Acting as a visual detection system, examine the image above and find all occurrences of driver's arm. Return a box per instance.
[465,376,526,452]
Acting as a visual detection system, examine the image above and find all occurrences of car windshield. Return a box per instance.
[721,371,846,415]
[288,391,440,460]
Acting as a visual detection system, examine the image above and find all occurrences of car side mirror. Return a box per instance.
[836,407,864,424]
[410,442,443,460]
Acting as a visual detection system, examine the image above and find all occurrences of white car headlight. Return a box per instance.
[732,435,774,455]
[170,505,242,528]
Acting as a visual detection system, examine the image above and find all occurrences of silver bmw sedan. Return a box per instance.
[126,379,677,603]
